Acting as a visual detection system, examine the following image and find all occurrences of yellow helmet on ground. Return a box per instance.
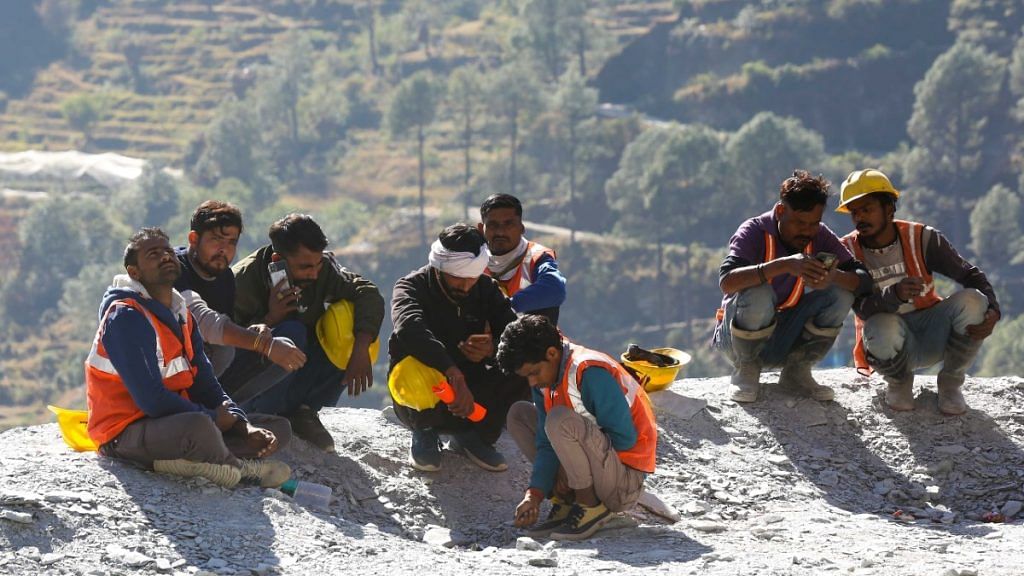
[316,300,380,370]
[387,356,444,411]
[48,405,98,452]
[620,348,691,392]
[836,169,899,213]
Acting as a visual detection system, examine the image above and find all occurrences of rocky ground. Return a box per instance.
[2,369,1024,576]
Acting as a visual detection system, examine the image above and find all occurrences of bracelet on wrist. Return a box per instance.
[527,487,544,502]
[756,263,768,285]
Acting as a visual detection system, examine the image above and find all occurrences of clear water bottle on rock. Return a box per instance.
[280,479,332,510]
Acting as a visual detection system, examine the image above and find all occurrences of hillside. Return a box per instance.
[2,371,1023,575]
[595,0,955,151]
[0,1,674,165]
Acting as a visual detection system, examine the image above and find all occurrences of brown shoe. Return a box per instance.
[287,405,335,452]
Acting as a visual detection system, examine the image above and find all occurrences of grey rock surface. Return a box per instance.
[2,370,1024,575]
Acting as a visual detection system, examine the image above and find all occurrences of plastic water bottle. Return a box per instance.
[280,479,332,510]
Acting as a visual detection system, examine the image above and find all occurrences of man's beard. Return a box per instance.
[440,276,469,300]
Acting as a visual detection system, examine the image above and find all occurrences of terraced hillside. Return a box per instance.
[0,1,675,167]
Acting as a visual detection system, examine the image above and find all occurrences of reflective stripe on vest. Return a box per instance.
[764,231,812,311]
[85,304,193,380]
[85,298,198,446]
[544,343,657,473]
[494,241,556,298]
[842,220,942,375]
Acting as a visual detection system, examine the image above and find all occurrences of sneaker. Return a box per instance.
[449,430,507,472]
[153,459,241,489]
[549,503,612,541]
[410,428,442,471]
[526,497,573,538]
[287,405,335,453]
[239,459,291,488]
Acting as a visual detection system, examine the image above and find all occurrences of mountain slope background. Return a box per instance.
[2,0,1024,429]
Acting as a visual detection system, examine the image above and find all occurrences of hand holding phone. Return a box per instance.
[815,251,837,270]
[266,261,300,324]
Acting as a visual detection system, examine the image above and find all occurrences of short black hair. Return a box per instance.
[496,314,562,375]
[269,213,328,256]
[480,193,523,220]
[190,200,243,235]
[438,223,486,256]
[124,227,169,268]
[780,170,831,211]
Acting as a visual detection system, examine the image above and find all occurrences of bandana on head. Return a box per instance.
[428,239,489,279]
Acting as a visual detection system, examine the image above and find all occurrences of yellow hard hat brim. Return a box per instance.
[48,405,99,452]
[835,190,899,213]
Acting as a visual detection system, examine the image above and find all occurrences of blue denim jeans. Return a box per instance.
[862,289,988,371]
[714,284,855,368]
[220,320,346,415]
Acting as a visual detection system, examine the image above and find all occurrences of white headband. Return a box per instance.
[428,239,489,279]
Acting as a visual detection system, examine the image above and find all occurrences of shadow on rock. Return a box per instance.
[741,377,918,517]
[885,375,1024,528]
[553,522,713,567]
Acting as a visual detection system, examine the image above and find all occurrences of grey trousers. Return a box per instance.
[507,401,645,512]
[101,412,291,469]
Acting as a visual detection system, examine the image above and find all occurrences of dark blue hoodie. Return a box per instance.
[97,275,246,423]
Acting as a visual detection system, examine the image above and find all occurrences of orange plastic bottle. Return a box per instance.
[432,380,487,422]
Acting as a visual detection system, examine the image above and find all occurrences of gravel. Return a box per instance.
[2,369,1023,575]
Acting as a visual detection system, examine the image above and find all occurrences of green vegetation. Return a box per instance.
[2,0,1024,430]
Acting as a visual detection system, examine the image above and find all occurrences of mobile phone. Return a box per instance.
[815,251,837,269]
[268,260,290,290]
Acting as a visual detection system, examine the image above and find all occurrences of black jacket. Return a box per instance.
[388,265,517,375]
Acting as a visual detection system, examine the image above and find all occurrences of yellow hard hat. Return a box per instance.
[316,299,380,370]
[620,347,691,392]
[48,405,98,452]
[387,356,444,411]
[836,169,899,213]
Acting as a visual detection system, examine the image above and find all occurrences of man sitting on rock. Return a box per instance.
[174,200,307,388]
[837,169,1000,414]
[230,213,385,452]
[712,170,871,403]
[86,227,291,489]
[498,314,657,541]
[388,224,527,472]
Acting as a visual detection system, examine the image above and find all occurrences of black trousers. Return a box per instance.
[392,363,528,445]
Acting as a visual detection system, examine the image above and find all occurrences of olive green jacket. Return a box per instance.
[232,245,385,340]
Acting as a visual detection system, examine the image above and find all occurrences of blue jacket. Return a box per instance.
[97,277,245,423]
[528,343,638,494]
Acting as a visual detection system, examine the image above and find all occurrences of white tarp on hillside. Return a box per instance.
[0,150,147,191]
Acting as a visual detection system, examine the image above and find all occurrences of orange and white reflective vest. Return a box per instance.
[544,343,657,473]
[763,230,814,311]
[86,298,198,445]
[841,220,942,375]
[489,241,556,298]
[716,231,812,322]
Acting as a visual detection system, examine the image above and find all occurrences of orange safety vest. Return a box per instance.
[716,231,812,322]
[489,241,556,298]
[841,220,942,375]
[86,298,199,445]
[544,343,657,473]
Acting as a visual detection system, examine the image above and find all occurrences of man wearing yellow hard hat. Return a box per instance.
[231,214,385,452]
[837,169,1000,415]
[388,223,527,472]
[713,170,872,403]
